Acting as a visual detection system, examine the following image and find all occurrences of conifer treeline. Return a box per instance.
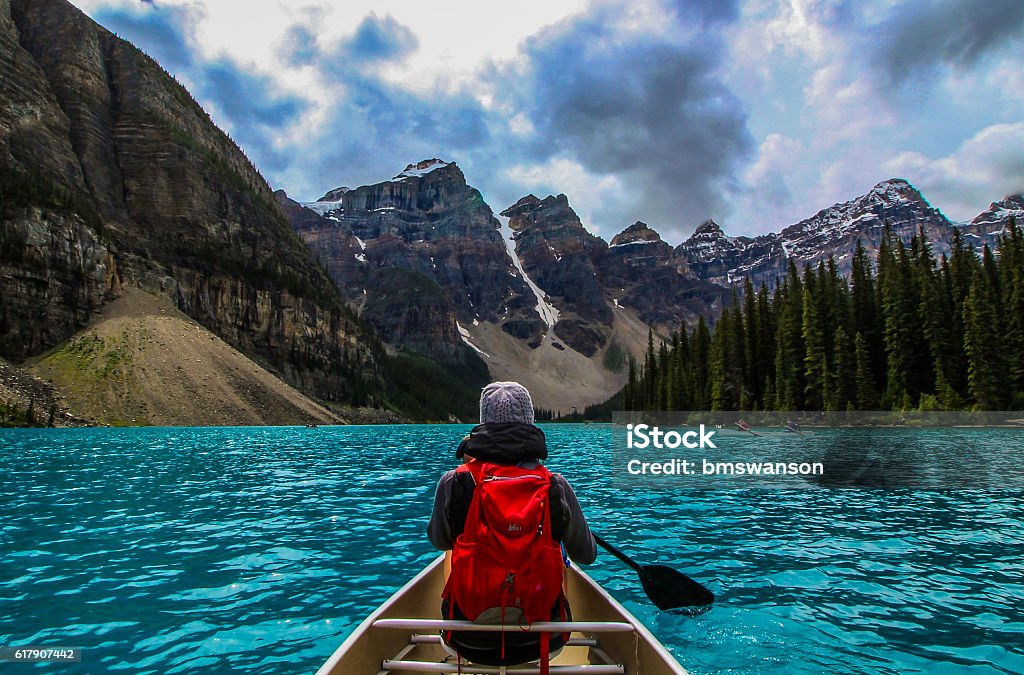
[623,220,1024,412]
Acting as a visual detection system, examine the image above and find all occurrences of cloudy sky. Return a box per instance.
[71,0,1024,241]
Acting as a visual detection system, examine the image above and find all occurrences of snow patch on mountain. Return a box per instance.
[394,158,450,181]
[302,200,343,216]
[496,215,559,328]
[456,322,491,358]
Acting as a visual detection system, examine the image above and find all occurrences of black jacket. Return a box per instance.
[427,423,597,564]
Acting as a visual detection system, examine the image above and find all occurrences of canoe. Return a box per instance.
[713,428,815,438]
[317,554,688,675]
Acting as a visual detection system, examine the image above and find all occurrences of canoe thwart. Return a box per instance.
[373,619,636,634]
[380,660,626,674]
[410,634,600,648]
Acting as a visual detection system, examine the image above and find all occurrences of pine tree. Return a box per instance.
[802,273,827,409]
[879,230,919,408]
[964,266,1006,409]
[946,229,978,397]
[644,329,657,411]
[727,290,747,409]
[774,261,805,410]
[669,330,690,410]
[854,331,878,409]
[851,239,884,388]
[709,321,727,411]
[756,283,775,408]
[742,277,760,407]
[999,218,1024,402]
[690,317,711,410]
[657,340,670,411]
[831,325,854,410]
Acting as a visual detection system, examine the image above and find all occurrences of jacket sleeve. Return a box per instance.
[552,474,597,565]
[427,470,457,550]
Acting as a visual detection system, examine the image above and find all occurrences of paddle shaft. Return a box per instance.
[592,534,642,572]
[736,422,759,437]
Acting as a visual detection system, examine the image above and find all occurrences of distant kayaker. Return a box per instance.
[427,381,596,667]
[785,419,800,433]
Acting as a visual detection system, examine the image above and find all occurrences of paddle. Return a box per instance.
[736,422,759,437]
[592,533,714,611]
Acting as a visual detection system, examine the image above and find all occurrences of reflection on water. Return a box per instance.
[1,424,1022,674]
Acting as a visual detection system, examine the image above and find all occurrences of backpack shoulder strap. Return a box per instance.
[547,474,568,543]
[448,464,478,540]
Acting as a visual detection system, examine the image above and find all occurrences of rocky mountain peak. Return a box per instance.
[318,186,350,202]
[971,194,1024,229]
[393,158,453,181]
[501,194,581,233]
[691,219,726,239]
[864,178,925,207]
[610,221,663,247]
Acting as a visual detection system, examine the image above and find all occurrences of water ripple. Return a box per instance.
[1,425,1022,674]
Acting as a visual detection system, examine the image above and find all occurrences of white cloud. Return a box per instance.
[69,0,1024,239]
[504,158,628,238]
[885,122,1024,221]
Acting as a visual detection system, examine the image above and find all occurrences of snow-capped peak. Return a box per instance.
[691,219,725,238]
[865,178,921,206]
[394,158,451,180]
[610,221,664,247]
[970,194,1024,229]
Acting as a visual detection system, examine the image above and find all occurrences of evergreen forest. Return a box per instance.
[622,220,1024,413]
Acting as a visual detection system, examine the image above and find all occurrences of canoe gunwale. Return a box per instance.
[316,553,688,675]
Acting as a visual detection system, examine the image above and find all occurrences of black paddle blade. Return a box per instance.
[638,564,715,610]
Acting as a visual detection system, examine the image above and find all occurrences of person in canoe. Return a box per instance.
[785,418,801,434]
[427,381,597,668]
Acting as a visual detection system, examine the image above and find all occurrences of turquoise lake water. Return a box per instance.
[1,424,1022,674]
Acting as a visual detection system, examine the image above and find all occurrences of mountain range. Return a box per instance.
[282,161,1021,411]
[1,0,1022,420]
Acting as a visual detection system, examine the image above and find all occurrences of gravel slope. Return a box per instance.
[28,289,351,426]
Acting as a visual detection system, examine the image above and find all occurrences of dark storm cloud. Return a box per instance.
[504,7,752,237]
[201,62,306,128]
[873,0,1024,85]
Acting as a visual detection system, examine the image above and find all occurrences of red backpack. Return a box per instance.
[442,461,567,661]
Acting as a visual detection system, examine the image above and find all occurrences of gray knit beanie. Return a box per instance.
[479,381,535,425]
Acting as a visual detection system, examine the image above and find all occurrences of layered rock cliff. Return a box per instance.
[295,159,542,363]
[596,221,729,331]
[0,0,378,404]
[501,194,611,356]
